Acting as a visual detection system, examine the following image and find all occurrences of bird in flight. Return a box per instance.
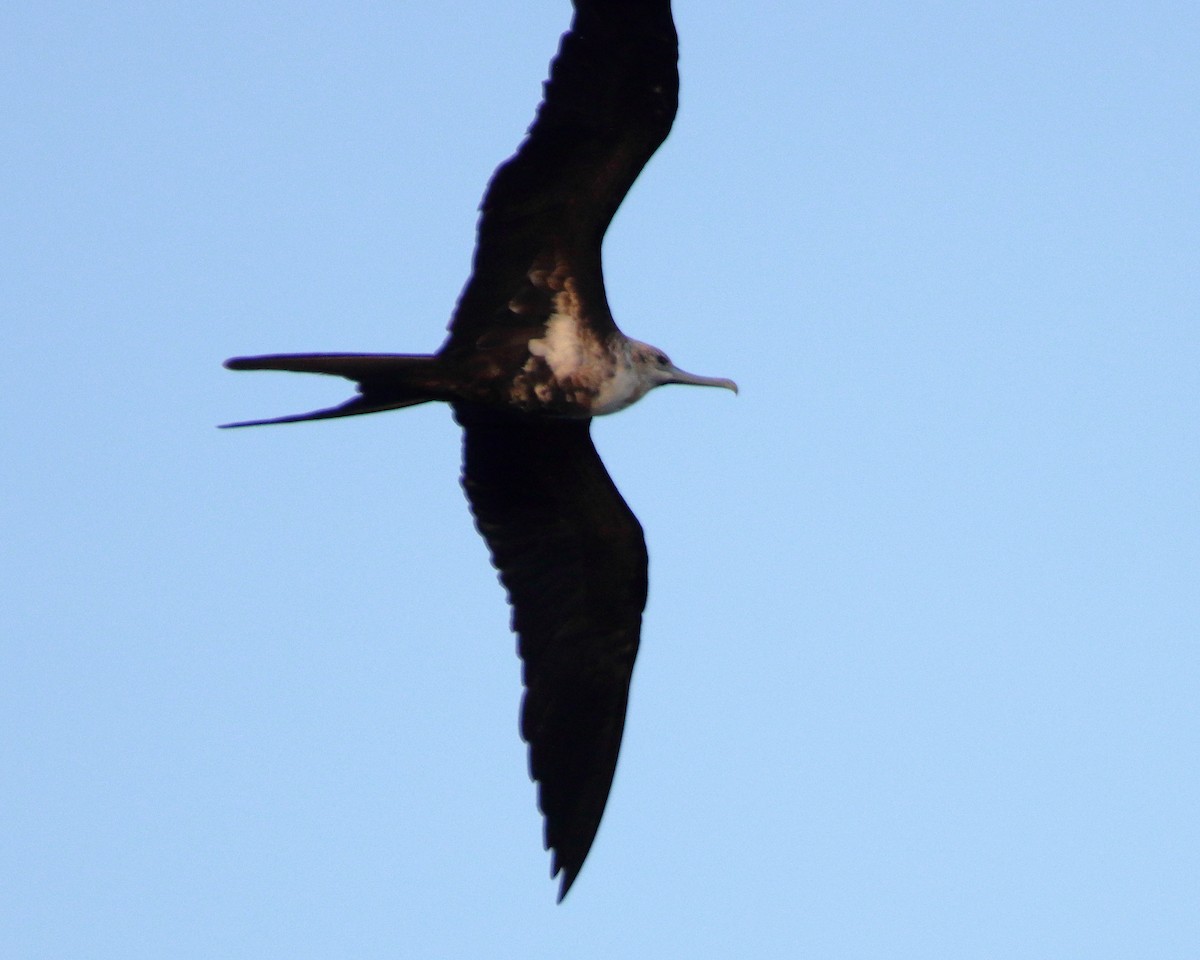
[223,0,735,900]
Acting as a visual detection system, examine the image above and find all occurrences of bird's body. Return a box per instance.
[224,0,734,900]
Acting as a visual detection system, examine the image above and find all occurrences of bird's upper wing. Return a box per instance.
[456,408,648,900]
[442,0,679,353]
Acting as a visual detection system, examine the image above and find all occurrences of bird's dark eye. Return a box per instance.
[656,353,669,365]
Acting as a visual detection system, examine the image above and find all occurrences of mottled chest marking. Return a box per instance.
[506,278,642,416]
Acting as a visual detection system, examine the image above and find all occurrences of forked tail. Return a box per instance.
[221,353,443,427]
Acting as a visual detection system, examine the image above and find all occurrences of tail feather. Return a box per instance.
[221,352,442,428]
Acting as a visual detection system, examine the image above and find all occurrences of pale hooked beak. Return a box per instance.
[664,363,739,394]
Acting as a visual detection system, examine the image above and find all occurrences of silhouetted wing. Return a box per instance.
[443,0,679,353]
[456,408,648,900]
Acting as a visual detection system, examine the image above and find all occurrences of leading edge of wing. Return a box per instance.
[456,409,648,899]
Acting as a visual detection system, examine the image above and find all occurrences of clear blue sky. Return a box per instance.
[4,1,1197,956]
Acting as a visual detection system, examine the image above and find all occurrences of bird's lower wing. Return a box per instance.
[456,409,648,900]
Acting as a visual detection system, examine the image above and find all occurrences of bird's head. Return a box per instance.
[628,340,739,395]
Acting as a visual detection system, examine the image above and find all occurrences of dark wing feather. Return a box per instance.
[442,0,679,353]
[456,408,648,900]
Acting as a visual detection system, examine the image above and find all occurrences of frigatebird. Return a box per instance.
[223,0,736,900]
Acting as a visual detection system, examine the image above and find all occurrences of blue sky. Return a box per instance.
[3,1,1197,956]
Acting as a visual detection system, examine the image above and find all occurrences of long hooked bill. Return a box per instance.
[664,363,739,394]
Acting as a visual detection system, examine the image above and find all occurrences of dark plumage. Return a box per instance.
[223,0,734,900]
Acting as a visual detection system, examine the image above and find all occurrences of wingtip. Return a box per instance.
[554,865,579,904]
[548,838,586,903]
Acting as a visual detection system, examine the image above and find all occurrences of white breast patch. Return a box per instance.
[520,278,650,415]
[528,310,588,379]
